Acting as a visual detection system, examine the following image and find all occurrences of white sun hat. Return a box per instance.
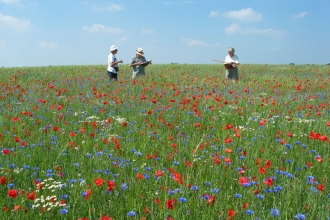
[136,48,144,55]
[110,45,118,52]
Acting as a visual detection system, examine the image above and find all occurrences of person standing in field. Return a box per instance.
[224,47,240,81]
[130,48,152,79]
[107,45,123,81]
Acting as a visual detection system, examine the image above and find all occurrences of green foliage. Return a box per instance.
[0,64,329,219]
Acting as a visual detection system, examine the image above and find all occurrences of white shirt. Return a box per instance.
[225,54,239,64]
[107,53,118,73]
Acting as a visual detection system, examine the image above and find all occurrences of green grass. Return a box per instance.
[0,64,329,219]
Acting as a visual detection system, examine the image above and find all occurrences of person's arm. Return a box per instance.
[110,60,123,67]
[129,61,142,67]
[142,59,152,66]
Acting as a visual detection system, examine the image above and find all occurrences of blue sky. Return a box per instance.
[1,0,329,67]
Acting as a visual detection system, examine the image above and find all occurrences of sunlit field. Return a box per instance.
[0,64,329,220]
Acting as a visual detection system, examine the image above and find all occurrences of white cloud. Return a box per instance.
[292,11,308,19]
[222,8,262,22]
[224,23,286,38]
[92,4,122,11]
[39,42,58,48]
[271,47,279,51]
[82,24,124,34]
[181,38,207,46]
[0,13,31,30]
[224,23,241,34]
[209,10,220,17]
[142,28,154,34]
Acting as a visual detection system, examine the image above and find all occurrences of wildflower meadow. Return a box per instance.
[0,64,329,220]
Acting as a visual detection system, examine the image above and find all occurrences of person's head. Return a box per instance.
[110,45,118,54]
[227,47,235,57]
[136,48,144,57]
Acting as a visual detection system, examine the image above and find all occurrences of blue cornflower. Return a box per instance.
[143,173,150,179]
[60,209,68,214]
[210,188,219,194]
[190,185,198,191]
[273,185,283,193]
[295,213,306,220]
[61,194,68,199]
[179,197,187,203]
[175,188,182,193]
[286,173,294,178]
[167,190,175,195]
[234,193,242,198]
[270,208,280,217]
[246,210,254,215]
[265,188,272,193]
[285,144,292,149]
[310,187,318,193]
[127,211,136,217]
[121,183,128,190]
[256,194,264,199]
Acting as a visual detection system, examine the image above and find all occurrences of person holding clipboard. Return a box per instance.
[224,47,240,81]
[130,48,152,79]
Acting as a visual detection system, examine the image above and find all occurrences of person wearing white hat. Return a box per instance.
[107,45,123,81]
[224,47,240,81]
[129,48,152,79]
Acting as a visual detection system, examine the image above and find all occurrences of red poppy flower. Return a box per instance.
[224,137,232,144]
[165,198,177,210]
[259,166,266,175]
[242,202,249,209]
[27,191,36,200]
[0,176,7,185]
[263,177,273,186]
[94,178,104,187]
[2,149,10,155]
[137,173,144,179]
[317,183,324,191]
[265,159,272,168]
[100,215,112,220]
[239,177,249,186]
[84,190,92,200]
[143,206,151,214]
[315,156,323,163]
[8,189,18,198]
[107,180,115,191]
[155,170,164,177]
[228,209,236,217]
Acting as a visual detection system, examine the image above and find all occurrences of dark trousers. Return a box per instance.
[107,71,117,81]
